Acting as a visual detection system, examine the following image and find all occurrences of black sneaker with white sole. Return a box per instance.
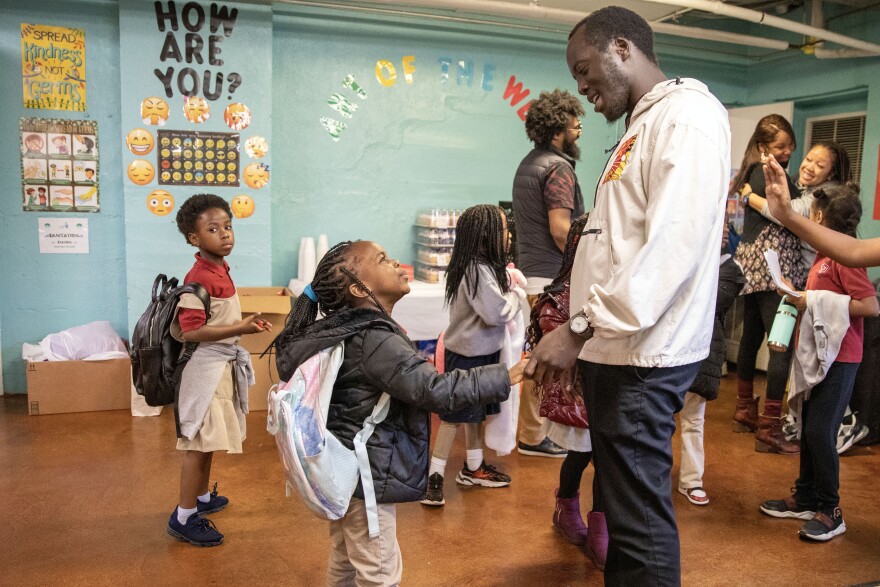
[517,438,567,458]
[420,472,445,506]
[799,508,846,541]
[759,494,817,520]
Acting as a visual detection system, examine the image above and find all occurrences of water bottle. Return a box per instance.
[767,298,799,352]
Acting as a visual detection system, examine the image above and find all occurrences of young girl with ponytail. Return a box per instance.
[759,184,879,541]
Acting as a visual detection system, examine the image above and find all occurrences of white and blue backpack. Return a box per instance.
[267,342,390,537]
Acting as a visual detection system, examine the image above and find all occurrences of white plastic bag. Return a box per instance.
[38,321,127,361]
[484,292,526,456]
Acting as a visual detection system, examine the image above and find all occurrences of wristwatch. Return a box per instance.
[570,310,592,338]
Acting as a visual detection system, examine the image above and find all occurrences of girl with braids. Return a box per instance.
[273,239,526,586]
[420,204,526,507]
[760,183,878,541]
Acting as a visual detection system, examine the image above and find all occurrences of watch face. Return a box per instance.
[572,315,589,334]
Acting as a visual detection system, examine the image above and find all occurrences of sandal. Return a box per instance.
[679,486,710,506]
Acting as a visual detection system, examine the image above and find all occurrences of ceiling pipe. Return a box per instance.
[641,0,880,54]
[807,1,877,60]
[323,0,792,50]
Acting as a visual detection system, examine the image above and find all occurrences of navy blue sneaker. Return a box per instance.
[197,483,229,515]
[799,508,847,542]
[167,510,224,547]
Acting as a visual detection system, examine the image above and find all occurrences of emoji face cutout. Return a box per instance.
[125,128,155,156]
[146,190,174,216]
[244,135,268,158]
[223,103,251,131]
[230,194,255,219]
[183,96,210,123]
[128,160,155,185]
[242,162,270,189]
[141,97,169,126]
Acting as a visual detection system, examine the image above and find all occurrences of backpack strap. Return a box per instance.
[185,282,212,320]
[352,392,392,538]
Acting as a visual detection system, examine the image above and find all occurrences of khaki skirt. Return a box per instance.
[177,362,244,454]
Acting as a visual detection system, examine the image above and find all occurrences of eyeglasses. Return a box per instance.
[568,124,583,132]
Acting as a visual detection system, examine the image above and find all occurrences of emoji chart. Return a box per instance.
[156,130,240,187]
[20,117,100,212]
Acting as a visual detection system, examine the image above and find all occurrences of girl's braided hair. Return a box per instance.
[277,240,389,339]
[444,204,510,306]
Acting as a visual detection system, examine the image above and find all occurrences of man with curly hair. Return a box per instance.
[512,88,585,458]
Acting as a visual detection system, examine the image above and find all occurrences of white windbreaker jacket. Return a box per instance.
[570,78,731,367]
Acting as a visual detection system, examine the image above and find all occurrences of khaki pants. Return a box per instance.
[327,499,402,587]
[518,294,545,445]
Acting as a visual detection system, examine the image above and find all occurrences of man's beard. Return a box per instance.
[562,137,581,160]
[601,53,630,124]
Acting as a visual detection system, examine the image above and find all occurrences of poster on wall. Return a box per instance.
[21,24,86,112]
[156,130,239,186]
[38,217,89,254]
[21,117,99,212]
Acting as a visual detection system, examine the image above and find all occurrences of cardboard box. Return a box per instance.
[26,357,132,416]
[237,286,294,354]
[238,286,294,411]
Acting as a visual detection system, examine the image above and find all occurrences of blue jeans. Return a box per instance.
[580,360,699,587]
[795,361,860,512]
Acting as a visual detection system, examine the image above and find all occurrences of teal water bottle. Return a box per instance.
[767,298,799,352]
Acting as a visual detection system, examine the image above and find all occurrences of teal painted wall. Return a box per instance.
[3,0,877,393]
[0,0,127,394]
[118,0,273,332]
[269,5,747,285]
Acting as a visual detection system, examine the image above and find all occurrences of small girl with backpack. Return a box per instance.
[420,204,525,506]
[759,183,879,541]
[272,239,526,585]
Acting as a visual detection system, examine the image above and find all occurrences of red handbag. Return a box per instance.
[535,286,589,429]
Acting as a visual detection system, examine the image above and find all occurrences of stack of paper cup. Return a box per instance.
[298,237,316,282]
[316,234,329,263]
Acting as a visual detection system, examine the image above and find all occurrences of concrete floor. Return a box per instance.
[2,371,879,586]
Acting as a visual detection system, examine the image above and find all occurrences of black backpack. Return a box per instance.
[131,274,211,407]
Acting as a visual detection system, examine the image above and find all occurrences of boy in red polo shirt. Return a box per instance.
[167,194,272,547]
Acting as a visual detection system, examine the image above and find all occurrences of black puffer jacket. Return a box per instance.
[274,308,511,504]
[691,256,745,400]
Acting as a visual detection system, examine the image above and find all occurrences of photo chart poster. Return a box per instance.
[21,117,99,213]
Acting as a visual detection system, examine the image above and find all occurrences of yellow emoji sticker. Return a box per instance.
[141,97,170,126]
[230,194,255,219]
[183,96,210,123]
[128,160,155,185]
[147,190,174,216]
[126,128,155,156]
[224,103,251,131]
[242,162,270,189]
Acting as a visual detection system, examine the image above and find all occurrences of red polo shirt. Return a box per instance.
[178,253,236,332]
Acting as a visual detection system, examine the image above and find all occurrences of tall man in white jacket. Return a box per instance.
[526,7,730,586]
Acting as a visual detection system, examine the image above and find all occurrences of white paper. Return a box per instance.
[38,217,89,254]
[763,249,802,298]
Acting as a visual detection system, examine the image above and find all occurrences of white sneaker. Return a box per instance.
[782,412,800,442]
[837,412,870,454]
